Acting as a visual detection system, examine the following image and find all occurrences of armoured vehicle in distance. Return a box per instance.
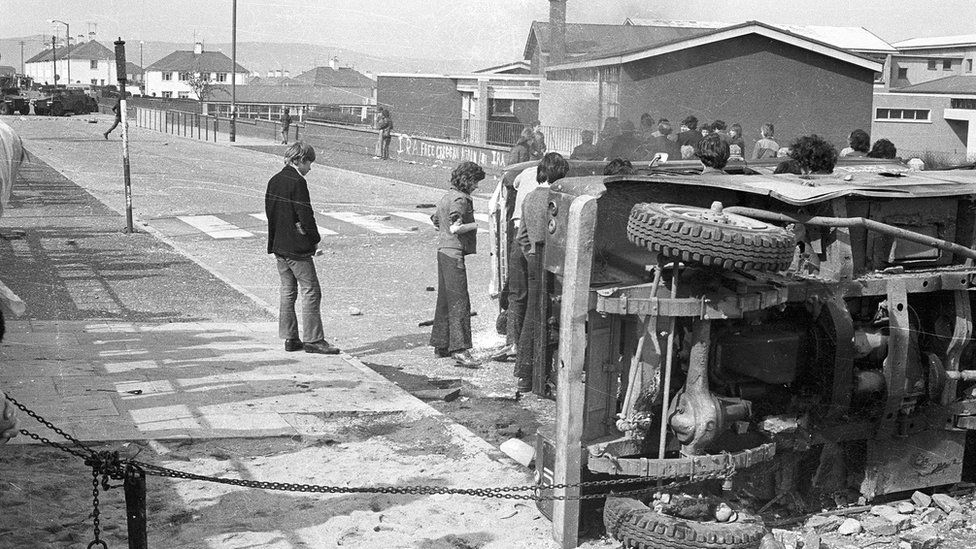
[32,87,97,116]
[495,156,976,548]
[0,75,31,115]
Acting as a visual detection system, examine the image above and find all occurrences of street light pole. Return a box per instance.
[51,35,56,84]
[139,41,144,93]
[230,0,237,142]
[50,20,70,84]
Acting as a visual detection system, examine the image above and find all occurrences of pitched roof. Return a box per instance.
[892,75,976,94]
[206,84,372,105]
[524,21,710,60]
[474,61,532,74]
[25,40,117,64]
[146,50,248,74]
[294,66,375,88]
[546,20,884,73]
[893,34,976,50]
[626,19,896,54]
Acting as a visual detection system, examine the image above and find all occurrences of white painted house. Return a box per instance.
[144,43,248,99]
[24,39,143,87]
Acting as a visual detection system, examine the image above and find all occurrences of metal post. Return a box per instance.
[123,464,148,549]
[115,38,134,234]
[230,0,237,142]
[51,35,56,85]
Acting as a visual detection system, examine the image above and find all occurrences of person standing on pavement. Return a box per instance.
[376,107,393,160]
[280,108,293,145]
[103,95,123,140]
[265,141,340,355]
[429,161,485,368]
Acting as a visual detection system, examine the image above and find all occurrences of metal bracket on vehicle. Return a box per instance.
[593,287,791,319]
[587,442,776,478]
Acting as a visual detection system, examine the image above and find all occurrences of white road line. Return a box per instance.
[390,211,488,233]
[177,215,253,239]
[249,213,337,236]
[322,212,411,234]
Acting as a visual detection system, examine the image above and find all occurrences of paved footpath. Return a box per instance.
[0,117,558,548]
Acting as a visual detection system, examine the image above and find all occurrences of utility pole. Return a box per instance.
[19,41,25,74]
[51,35,57,84]
[114,38,134,234]
[230,0,237,142]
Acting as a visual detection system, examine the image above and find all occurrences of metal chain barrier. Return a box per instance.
[5,392,736,542]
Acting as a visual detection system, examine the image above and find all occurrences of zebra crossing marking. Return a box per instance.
[388,211,488,233]
[249,213,338,236]
[321,212,411,234]
[176,215,253,239]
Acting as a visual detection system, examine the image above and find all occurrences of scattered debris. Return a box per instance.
[862,514,897,536]
[912,492,932,509]
[837,517,862,535]
[759,533,786,549]
[413,387,461,402]
[416,203,436,209]
[898,502,916,514]
[806,514,843,533]
[900,525,941,549]
[932,493,962,514]
[426,286,435,291]
[759,415,800,435]
[499,438,535,467]
[349,307,363,316]
[919,508,945,524]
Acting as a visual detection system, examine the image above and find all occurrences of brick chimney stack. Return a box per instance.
[549,0,567,67]
[329,56,339,70]
[193,42,203,55]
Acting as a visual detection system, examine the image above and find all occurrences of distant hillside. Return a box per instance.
[0,36,479,76]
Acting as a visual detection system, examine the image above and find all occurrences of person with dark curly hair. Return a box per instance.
[676,115,700,148]
[512,152,569,392]
[604,158,635,175]
[430,161,486,368]
[867,138,897,159]
[508,127,534,165]
[697,133,730,175]
[841,129,870,157]
[788,134,839,174]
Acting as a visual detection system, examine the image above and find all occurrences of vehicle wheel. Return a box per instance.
[0,103,11,115]
[50,103,63,117]
[627,202,795,272]
[19,104,30,115]
[604,495,766,549]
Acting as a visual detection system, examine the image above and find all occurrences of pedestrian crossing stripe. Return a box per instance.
[176,215,253,239]
[165,211,489,240]
[321,211,411,234]
[248,213,338,236]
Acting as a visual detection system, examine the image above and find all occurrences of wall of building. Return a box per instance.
[145,71,247,99]
[889,56,971,89]
[871,92,971,161]
[376,75,463,140]
[538,80,599,131]
[25,59,139,87]
[617,34,876,152]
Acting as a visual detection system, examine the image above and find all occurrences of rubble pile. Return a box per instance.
[765,489,976,549]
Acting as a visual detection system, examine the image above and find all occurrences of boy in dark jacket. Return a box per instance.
[265,142,339,355]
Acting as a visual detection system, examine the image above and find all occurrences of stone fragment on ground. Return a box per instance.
[900,525,941,549]
[898,502,916,514]
[837,517,862,535]
[919,508,946,524]
[862,514,898,535]
[806,514,844,533]
[771,528,799,549]
[802,531,821,549]
[758,533,787,549]
[943,511,968,529]
[912,491,932,509]
[932,493,962,514]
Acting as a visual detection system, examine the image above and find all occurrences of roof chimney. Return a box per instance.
[88,31,95,42]
[548,0,567,66]
[283,70,290,78]
[193,42,203,55]
[275,69,282,78]
[77,34,85,44]
[267,70,274,78]
[329,56,339,70]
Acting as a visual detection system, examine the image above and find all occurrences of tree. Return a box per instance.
[187,74,226,102]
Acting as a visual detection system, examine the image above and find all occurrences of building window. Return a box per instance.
[897,67,908,79]
[951,98,976,109]
[968,59,973,73]
[91,79,98,85]
[162,91,172,98]
[217,72,227,82]
[178,91,189,99]
[875,108,931,122]
[162,72,172,81]
[90,60,98,69]
[179,72,192,81]
[944,59,953,70]
[928,59,938,70]
[490,99,515,117]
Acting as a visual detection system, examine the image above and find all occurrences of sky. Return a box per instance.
[2,0,975,67]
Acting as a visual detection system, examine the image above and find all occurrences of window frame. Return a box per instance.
[875,108,931,123]
[897,67,908,79]
[162,72,172,81]
[216,72,227,82]
[161,91,173,98]
[90,60,98,70]
[178,72,193,82]
[928,59,938,70]
[944,59,953,70]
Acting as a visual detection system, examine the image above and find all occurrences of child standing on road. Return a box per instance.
[280,108,292,145]
[430,161,485,368]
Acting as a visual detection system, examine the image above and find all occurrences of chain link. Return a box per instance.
[6,392,739,502]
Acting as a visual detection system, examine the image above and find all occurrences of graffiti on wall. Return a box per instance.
[396,134,508,169]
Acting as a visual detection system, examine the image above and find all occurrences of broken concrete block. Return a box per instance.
[770,528,799,549]
[499,438,535,468]
[873,504,901,519]
[912,491,932,509]
[943,511,967,529]
[802,531,821,549]
[890,513,915,531]
[758,533,786,549]
[931,493,961,513]
[897,502,916,515]
[760,415,799,435]
[900,525,941,549]
[919,508,945,524]
[806,514,843,533]
[862,514,898,536]
[838,517,862,535]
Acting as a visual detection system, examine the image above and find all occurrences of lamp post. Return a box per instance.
[230,0,237,142]
[49,19,70,85]
[139,41,144,93]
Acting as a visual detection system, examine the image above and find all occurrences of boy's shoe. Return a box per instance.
[284,339,304,352]
[451,350,480,368]
[305,340,341,355]
[434,347,451,358]
[490,344,517,362]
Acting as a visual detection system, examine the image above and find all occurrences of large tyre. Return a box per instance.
[627,202,795,272]
[50,103,63,117]
[604,495,766,549]
[0,103,11,115]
